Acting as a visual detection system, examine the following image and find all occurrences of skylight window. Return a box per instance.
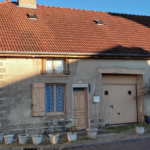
[94,20,104,25]
[27,14,38,20]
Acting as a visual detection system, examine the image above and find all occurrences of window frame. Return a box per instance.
[42,58,69,76]
[45,83,66,116]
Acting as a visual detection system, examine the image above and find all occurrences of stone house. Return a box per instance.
[0,0,150,135]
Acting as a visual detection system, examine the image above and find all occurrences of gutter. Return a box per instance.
[1,50,150,57]
[1,51,150,60]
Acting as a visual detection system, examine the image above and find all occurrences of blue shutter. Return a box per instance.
[56,85,64,112]
[45,85,53,112]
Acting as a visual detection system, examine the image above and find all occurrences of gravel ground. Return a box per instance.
[1,128,150,150]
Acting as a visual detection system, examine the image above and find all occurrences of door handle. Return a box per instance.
[110,105,113,109]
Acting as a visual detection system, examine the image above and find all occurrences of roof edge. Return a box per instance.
[1,51,150,57]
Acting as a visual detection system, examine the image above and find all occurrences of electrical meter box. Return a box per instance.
[93,96,100,102]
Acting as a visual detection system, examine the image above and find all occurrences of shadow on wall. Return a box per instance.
[109,13,150,28]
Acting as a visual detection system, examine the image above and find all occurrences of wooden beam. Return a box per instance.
[65,58,69,74]
[98,68,145,74]
[42,58,46,73]
[1,53,150,60]
[0,54,90,58]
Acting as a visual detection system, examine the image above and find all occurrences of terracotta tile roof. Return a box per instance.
[0,1,150,56]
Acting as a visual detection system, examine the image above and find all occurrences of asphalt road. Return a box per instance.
[69,139,150,150]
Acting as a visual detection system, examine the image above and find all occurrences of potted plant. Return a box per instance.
[0,118,4,143]
[86,123,98,140]
[32,131,43,145]
[4,134,14,144]
[135,124,145,134]
[49,128,59,145]
[2,119,14,144]
[67,126,77,142]
[18,123,29,144]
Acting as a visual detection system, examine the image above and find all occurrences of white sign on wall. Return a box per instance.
[93,96,100,103]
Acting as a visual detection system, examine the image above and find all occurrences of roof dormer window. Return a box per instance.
[94,20,104,25]
[27,14,38,20]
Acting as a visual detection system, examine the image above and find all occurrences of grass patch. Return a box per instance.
[107,125,136,133]
[107,124,150,133]
[78,136,88,140]
[58,138,68,144]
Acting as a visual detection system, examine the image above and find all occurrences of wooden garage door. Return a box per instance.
[73,88,88,129]
[103,75,137,124]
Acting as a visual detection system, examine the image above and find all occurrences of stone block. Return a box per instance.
[64,120,72,129]
[0,113,3,117]
[17,123,35,129]
[0,75,3,79]
[0,58,7,61]
[0,101,4,105]
[49,121,53,126]
[27,128,43,135]
[46,126,55,134]
[0,81,6,88]
[0,68,6,73]
[0,100,4,105]
[57,126,66,132]
[34,122,49,128]
[2,112,8,118]
[5,125,18,130]
[2,119,10,125]
[53,120,58,126]
[0,106,7,111]
[0,88,4,92]
[0,93,6,98]
[0,62,3,66]
[58,120,65,126]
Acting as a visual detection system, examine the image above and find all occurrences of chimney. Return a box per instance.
[18,0,36,9]
[6,0,11,2]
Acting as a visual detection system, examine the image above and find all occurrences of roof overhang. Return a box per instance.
[1,51,150,59]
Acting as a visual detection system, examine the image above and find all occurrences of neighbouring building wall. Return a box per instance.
[0,58,149,137]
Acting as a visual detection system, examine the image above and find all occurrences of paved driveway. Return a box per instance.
[69,139,150,150]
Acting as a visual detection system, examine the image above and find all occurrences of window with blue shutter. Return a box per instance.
[45,84,65,114]
[56,85,64,112]
[45,85,53,112]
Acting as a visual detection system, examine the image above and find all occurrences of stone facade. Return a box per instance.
[0,58,149,135]
[0,58,8,127]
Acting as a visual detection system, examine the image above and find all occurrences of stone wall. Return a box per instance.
[0,58,8,126]
[2,119,72,140]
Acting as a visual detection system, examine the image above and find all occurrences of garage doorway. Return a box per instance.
[103,75,137,124]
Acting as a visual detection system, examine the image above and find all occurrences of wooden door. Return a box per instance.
[103,84,137,124]
[73,88,88,129]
